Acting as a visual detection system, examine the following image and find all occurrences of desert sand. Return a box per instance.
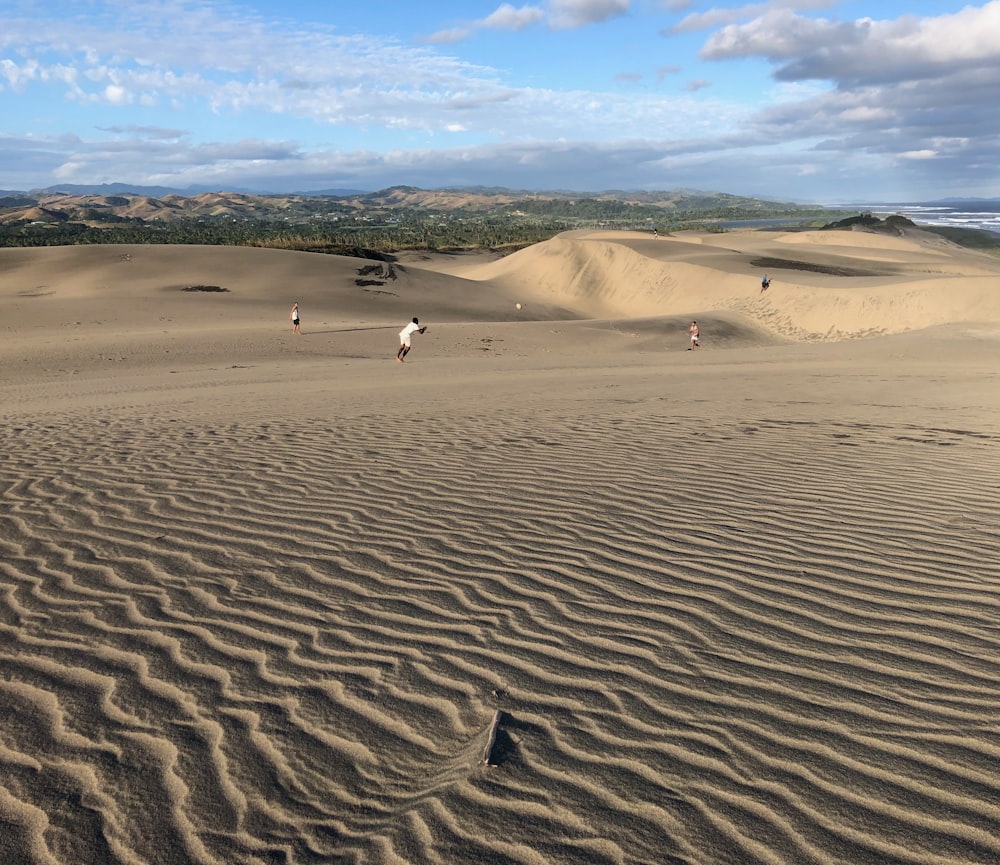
[1,228,999,865]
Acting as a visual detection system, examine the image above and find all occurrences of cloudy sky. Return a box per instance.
[1,0,997,202]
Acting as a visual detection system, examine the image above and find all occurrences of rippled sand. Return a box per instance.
[2,231,999,864]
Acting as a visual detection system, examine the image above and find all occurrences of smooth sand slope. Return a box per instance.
[1,229,999,865]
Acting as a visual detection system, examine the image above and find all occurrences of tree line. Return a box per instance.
[0,200,843,254]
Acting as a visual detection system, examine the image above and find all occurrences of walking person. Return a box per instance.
[396,317,427,362]
[290,301,302,335]
[688,320,702,350]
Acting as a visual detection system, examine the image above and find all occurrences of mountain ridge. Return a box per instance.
[0,185,816,227]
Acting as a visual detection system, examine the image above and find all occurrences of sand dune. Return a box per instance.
[1,230,999,864]
[461,228,1000,338]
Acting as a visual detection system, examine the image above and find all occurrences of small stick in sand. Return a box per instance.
[483,710,503,766]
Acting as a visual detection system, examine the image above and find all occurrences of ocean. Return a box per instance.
[832,201,1000,234]
[715,202,1000,234]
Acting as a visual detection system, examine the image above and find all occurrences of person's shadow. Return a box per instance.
[299,325,399,336]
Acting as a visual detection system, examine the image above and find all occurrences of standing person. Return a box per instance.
[396,317,427,362]
[688,320,702,350]
[289,301,301,335]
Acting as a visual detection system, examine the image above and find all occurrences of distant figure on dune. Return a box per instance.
[289,301,301,335]
[761,275,771,293]
[396,317,427,363]
[688,320,702,351]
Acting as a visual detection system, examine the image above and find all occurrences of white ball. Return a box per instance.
[515,303,522,310]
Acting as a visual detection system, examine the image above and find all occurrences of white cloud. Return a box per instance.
[483,4,545,30]
[4,3,496,105]
[97,124,187,140]
[676,1,1000,199]
[425,27,474,45]
[2,120,989,201]
[671,0,836,35]
[700,2,1000,85]
[1,58,40,90]
[838,105,892,123]
[547,0,630,30]
[104,84,129,104]
[53,160,86,180]
[428,0,630,37]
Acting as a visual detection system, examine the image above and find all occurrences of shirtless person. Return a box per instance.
[688,320,702,350]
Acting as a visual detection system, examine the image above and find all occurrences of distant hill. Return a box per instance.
[0,184,851,256]
[7,186,998,254]
[0,195,39,208]
[821,213,919,233]
[0,185,820,227]
[1,190,315,225]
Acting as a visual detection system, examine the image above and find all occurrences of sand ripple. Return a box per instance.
[2,404,999,864]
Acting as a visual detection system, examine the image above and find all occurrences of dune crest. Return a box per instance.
[467,229,1000,339]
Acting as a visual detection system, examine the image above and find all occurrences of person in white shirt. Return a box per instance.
[396,317,427,362]
[289,301,301,335]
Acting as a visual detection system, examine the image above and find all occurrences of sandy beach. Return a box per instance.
[2,228,999,865]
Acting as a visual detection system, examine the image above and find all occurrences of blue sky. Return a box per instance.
[1,0,997,202]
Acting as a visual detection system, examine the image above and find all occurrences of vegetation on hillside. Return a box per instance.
[918,225,1000,251]
[0,187,840,254]
[821,213,918,233]
[4,188,997,255]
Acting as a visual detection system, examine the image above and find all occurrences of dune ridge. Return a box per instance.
[462,229,1000,339]
[2,229,999,864]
